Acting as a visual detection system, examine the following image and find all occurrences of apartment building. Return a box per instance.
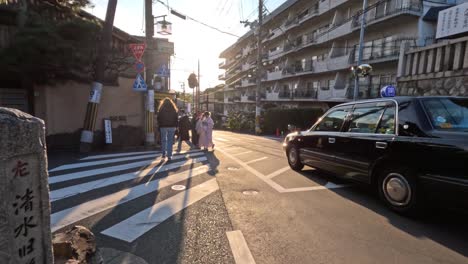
[219,0,456,114]
[200,85,225,115]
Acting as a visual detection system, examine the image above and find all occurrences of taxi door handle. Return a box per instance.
[328,138,336,144]
[376,142,388,149]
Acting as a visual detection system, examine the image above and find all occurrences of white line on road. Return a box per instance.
[216,138,229,142]
[223,146,242,150]
[233,151,253,156]
[50,157,208,201]
[50,149,202,172]
[265,166,290,179]
[80,151,161,161]
[226,230,256,264]
[216,148,285,192]
[245,157,268,165]
[48,152,205,184]
[280,182,351,193]
[101,178,219,242]
[50,165,211,232]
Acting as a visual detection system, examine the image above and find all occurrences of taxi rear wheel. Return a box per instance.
[378,167,421,215]
[287,145,304,171]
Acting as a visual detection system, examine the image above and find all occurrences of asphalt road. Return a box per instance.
[48,130,468,264]
[212,130,468,264]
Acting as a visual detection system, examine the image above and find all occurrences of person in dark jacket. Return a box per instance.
[177,109,191,151]
[157,98,178,161]
[191,112,200,148]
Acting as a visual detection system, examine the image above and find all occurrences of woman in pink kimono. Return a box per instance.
[197,111,214,150]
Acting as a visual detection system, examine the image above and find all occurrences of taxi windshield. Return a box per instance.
[422,98,468,131]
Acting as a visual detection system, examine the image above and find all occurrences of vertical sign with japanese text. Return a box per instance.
[6,155,44,264]
[1,107,53,264]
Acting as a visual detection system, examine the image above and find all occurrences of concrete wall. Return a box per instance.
[34,77,145,151]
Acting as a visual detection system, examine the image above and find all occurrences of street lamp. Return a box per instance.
[154,15,172,35]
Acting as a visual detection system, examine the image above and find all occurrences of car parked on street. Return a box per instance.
[283,96,468,214]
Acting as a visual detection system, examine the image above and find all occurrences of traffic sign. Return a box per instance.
[133,73,147,92]
[135,61,145,73]
[157,64,170,77]
[129,43,146,61]
[380,85,396,97]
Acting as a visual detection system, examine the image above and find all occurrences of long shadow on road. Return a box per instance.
[91,150,233,264]
[297,168,468,258]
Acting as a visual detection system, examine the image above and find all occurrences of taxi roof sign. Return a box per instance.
[381,85,396,98]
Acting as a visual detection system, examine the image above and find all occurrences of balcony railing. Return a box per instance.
[346,83,395,99]
[218,73,226,80]
[294,89,318,99]
[278,91,291,99]
[352,0,422,28]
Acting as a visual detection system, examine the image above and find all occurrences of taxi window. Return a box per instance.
[348,103,386,133]
[376,106,396,134]
[422,98,468,131]
[314,107,350,132]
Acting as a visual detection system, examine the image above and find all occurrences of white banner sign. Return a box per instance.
[147,90,155,113]
[436,2,468,39]
[104,119,112,144]
[89,82,103,103]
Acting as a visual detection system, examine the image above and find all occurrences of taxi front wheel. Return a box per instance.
[287,145,304,171]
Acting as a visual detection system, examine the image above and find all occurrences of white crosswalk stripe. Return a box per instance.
[80,150,161,161]
[49,149,202,172]
[49,152,205,184]
[50,157,208,201]
[49,149,218,241]
[101,178,219,242]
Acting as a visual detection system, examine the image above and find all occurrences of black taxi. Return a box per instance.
[284,96,468,214]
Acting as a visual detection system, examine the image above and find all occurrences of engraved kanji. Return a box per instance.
[14,216,37,238]
[12,160,30,178]
[13,188,34,215]
[18,238,35,258]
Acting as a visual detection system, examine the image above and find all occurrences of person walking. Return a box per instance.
[191,112,200,148]
[157,98,178,161]
[197,111,214,151]
[177,109,191,152]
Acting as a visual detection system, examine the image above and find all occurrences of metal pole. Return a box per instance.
[144,0,155,146]
[181,82,186,109]
[198,59,201,113]
[255,0,263,134]
[353,0,368,101]
[80,0,118,152]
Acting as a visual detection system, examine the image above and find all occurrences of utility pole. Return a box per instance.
[80,0,118,152]
[144,0,155,145]
[255,0,263,134]
[197,59,201,113]
[180,82,186,110]
[353,0,368,101]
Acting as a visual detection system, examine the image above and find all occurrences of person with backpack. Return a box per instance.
[157,98,178,161]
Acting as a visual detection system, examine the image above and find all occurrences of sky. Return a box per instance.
[86,0,285,92]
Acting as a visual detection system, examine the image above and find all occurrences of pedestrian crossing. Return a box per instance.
[48,148,217,242]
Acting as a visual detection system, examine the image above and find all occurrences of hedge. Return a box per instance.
[262,108,324,135]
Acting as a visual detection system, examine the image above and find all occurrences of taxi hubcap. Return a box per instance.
[383,173,411,206]
[289,148,297,164]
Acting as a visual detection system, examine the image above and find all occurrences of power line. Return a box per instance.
[154,0,241,38]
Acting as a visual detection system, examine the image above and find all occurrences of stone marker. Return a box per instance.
[0,107,53,264]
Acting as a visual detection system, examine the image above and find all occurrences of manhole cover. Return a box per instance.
[227,166,240,171]
[171,185,186,191]
[242,190,259,196]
